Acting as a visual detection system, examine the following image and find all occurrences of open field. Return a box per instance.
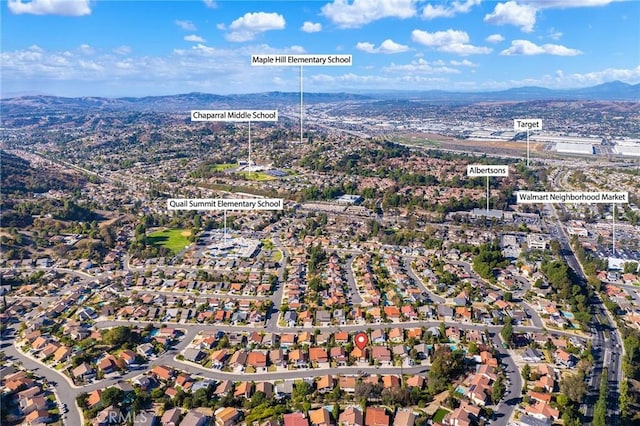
[148,228,192,253]
[212,163,237,172]
[238,171,276,181]
[395,133,548,156]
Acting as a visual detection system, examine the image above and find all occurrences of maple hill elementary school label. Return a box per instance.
[251,54,353,66]
[168,198,284,211]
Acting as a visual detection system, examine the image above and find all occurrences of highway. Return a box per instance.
[545,197,622,424]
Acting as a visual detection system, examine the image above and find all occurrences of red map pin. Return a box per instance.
[354,332,368,350]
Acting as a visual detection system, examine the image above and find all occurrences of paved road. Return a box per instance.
[165,359,430,382]
[93,318,579,339]
[548,200,622,424]
[402,257,446,304]
[344,255,364,305]
[265,237,290,333]
[491,333,522,426]
[1,326,83,426]
[451,260,545,329]
[124,288,269,301]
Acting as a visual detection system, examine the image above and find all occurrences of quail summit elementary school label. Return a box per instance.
[168,198,284,211]
[516,191,628,204]
[251,54,352,66]
[191,110,278,122]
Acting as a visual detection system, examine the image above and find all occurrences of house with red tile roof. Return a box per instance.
[364,407,389,426]
[247,351,267,368]
[151,365,174,381]
[309,347,329,364]
[523,401,559,421]
[284,412,309,426]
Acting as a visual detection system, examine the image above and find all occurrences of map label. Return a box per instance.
[467,165,509,177]
[191,110,278,122]
[251,54,353,66]
[168,198,284,211]
[514,119,542,131]
[516,191,628,204]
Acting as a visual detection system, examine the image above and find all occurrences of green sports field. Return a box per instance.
[147,228,192,253]
[212,163,236,172]
[237,171,276,181]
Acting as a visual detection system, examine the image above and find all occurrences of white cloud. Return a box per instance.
[450,59,478,67]
[475,65,640,90]
[226,12,286,42]
[290,45,306,53]
[384,58,460,74]
[440,43,492,55]
[411,29,491,55]
[548,29,563,40]
[500,40,582,56]
[356,39,409,54]
[411,29,469,46]
[531,0,622,8]
[78,44,94,55]
[422,0,481,19]
[2,43,638,95]
[484,1,537,32]
[184,35,206,43]
[486,34,505,43]
[356,42,376,53]
[301,21,322,33]
[485,1,621,33]
[8,0,91,16]
[203,0,216,8]
[321,0,417,28]
[175,20,197,31]
[113,46,132,55]
[310,72,449,87]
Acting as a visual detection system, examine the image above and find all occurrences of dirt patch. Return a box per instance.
[180,230,192,237]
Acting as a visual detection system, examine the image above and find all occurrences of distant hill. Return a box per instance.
[1,82,637,116]
[362,81,640,102]
[0,151,86,195]
[0,91,373,116]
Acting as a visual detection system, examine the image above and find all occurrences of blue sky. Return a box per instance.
[1,0,639,97]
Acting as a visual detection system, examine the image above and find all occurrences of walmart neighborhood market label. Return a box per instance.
[191,110,278,122]
[251,54,352,66]
[168,198,284,211]
[516,191,628,204]
[467,165,509,177]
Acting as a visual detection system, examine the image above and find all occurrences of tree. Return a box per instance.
[624,261,638,274]
[556,393,569,409]
[559,372,587,403]
[500,317,513,346]
[293,381,312,402]
[521,363,531,381]
[250,391,266,408]
[101,387,124,407]
[492,375,506,403]
[102,326,131,347]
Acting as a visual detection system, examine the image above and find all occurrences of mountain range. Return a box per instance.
[1,81,637,116]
